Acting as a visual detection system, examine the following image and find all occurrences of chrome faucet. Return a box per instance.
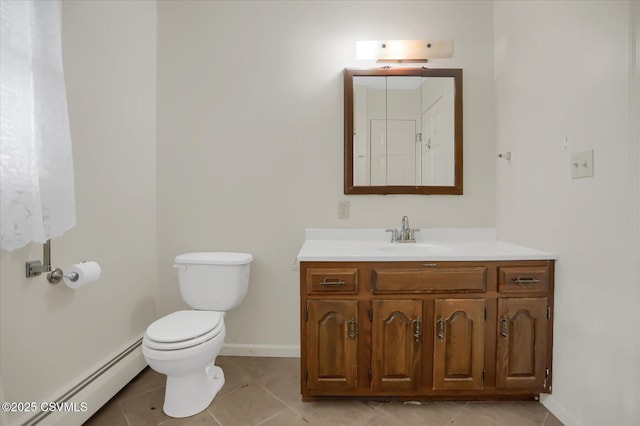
[386,216,420,243]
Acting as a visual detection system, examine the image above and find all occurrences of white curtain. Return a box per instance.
[0,0,76,251]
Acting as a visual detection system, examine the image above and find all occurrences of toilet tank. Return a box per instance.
[174,252,253,311]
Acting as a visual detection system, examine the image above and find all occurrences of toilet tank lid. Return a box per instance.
[175,252,253,265]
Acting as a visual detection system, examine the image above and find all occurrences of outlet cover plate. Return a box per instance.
[338,201,350,219]
[571,149,594,179]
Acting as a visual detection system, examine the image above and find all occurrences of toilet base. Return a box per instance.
[163,365,225,418]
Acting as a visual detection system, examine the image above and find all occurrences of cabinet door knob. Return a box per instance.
[412,318,422,342]
[348,318,357,340]
[500,317,510,338]
[436,318,445,340]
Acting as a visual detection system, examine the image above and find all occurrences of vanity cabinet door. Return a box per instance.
[496,298,548,391]
[371,299,422,391]
[306,300,358,392]
[433,299,485,390]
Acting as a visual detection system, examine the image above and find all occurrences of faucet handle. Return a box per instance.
[385,229,398,242]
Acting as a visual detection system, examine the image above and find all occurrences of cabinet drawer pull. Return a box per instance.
[500,317,510,338]
[436,318,445,340]
[320,278,346,287]
[412,318,422,342]
[512,277,540,285]
[348,318,357,340]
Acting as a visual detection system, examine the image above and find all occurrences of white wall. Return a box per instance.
[156,0,496,355]
[11,2,637,425]
[0,1,158,424]
[494,1,640,425]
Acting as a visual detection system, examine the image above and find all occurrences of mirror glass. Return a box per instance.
[344,68,462,194]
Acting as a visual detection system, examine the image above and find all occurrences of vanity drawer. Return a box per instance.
[372,267,486,293]
[498,266,549,294]
[306,268,358,294]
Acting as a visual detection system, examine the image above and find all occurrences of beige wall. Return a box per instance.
[156,0,496,354]
[8,2,636,425]
[0,1,157,424]
[494,1,640,425]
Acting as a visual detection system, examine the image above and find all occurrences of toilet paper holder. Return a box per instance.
[47,268,79,284]
[25,239,78,284]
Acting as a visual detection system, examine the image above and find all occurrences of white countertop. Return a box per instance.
[297,228,557,262]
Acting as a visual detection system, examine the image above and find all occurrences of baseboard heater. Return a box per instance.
[22,338,143,426]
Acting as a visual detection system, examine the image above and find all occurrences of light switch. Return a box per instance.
[571,149,594,179]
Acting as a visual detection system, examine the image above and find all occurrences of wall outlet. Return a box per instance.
[338,200,350,219]
[571,149,594,179]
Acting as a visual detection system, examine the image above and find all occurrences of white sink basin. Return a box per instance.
[376,243,454,253]
[297,228,557,262]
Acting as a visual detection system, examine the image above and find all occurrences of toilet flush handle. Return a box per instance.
[173,264,187,271]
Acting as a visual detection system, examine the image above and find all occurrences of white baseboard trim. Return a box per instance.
[219,343,300,358]
[17,338,146,426]
[540,394,582,426]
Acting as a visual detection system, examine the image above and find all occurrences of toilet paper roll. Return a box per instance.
[64,261,102,289]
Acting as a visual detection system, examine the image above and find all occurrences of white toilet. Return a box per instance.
[142,252,253,418]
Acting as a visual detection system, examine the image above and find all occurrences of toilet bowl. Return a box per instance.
[142,310,226,418]
[142,252,252,418]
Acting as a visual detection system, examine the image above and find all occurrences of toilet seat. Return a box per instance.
[144,310,224,351]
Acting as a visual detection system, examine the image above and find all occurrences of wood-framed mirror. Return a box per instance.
[344,68,463,195]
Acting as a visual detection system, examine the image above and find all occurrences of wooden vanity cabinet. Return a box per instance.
[300,260,554,401]
[371,299,422,392]
[433,298,486,391]
[305,299,359,392]
[496,297,548,391]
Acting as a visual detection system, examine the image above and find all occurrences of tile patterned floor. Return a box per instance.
[84,356,564,426]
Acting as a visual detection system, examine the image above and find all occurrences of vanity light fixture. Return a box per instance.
[356,39,454,63]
